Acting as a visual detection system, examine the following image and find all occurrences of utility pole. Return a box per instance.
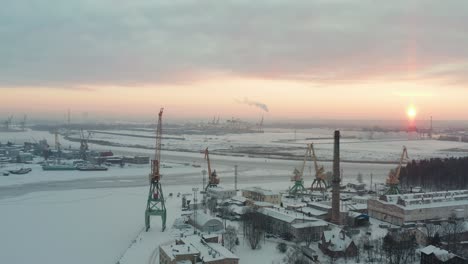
[202,169,207,209]
[193,187,199,233]
[370,173,373,192]
[234,165,238,191]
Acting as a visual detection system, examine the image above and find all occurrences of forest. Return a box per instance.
[399,157,468,191]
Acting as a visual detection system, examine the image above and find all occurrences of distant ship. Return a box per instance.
[42,164,77,171]
[9,168,32,175]
[77,164,108,171]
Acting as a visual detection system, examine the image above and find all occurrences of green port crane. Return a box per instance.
[145,108,167,232]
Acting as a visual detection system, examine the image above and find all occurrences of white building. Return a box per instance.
[206,186,237,200]
[368,190,468,225]
[189,211,224,233]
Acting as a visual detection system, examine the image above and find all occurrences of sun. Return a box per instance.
[407,106,417,119]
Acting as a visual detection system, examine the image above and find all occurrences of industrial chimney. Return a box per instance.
[331,130,341,225]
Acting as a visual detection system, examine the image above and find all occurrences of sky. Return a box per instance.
[1,0,468,122]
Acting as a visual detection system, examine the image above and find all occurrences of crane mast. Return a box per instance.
[385,146,409,195]
[310,143,328,191]
[204,148,219,191]
[289,144,311,196]
[145,108,167,232]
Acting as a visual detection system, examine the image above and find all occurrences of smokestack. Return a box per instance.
[331,130,341,225]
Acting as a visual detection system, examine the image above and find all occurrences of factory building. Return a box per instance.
[206,186,237,201]
[368,190,468,226]
[242,187,281,205]
[259,207,328,242]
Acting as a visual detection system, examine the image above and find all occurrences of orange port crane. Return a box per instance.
[289,143,312,196]
[145,108,167,231]
[310,143,328,191]
[385,146,409,195]
[204,148,220,191]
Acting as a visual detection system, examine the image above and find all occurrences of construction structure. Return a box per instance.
[288,144,312,196]
[310,143,329,192]
[385,146,409,195]
[331,130,341,225]
[204,148,220,191]
[145,108,167,232]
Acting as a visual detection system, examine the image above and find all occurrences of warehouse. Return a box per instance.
[368,190,468,226]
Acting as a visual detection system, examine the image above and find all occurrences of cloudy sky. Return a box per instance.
[1,0,467,121]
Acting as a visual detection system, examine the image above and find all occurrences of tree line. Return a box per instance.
[399,157,468,191]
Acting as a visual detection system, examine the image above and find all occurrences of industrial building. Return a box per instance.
[206,186,237,201]
[242,186,281,205]
[368,190,468,226]
[188,211,224,233]
[160,235,239,264]
[259,207,328,242]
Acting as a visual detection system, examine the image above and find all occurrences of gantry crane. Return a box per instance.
[145,108,167,232]
[20,115,27,131]
[289,144,312,196]
[55,130,62,163]
[3,116,13,130]
[204,148,220,191]
[79,129,91,160]
[385,146,409,195]
[310,143,329,192]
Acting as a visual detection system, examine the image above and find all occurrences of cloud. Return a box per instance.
[1,0,468,87]
[236,97,269,112]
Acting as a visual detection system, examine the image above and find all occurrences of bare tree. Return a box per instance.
[242,207,264,250]
[441,216,465,253]
[382,231,417,264]
[224,225,238,252]
[424,223,441,246]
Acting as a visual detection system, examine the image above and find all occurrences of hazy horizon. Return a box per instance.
[2,1,468,122]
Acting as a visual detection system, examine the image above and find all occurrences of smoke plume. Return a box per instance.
[236,97,269,112]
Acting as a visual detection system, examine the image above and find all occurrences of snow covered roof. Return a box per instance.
[242,186,278,196]
[192,210,223,229]
[231,196,247,203]
[321,228,354,252]
[228,204,246,215]
[292,220,328,229]
[253,201,275,207]
[379,190,468,210]
[260,207,317,223]
[300,207,328,216]
[181,235,239,261]
[420,245,458,262]
[160,244,199,261]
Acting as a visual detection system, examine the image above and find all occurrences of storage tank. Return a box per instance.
[453,208,465,219]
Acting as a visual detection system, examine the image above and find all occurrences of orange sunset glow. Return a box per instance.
[0,1,467,122]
